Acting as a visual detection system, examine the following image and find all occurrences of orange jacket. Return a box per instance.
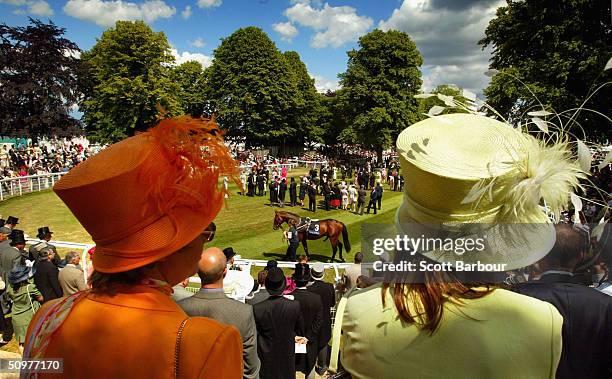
[25,285,243,378]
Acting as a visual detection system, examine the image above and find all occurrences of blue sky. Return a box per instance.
[0,0,505,94]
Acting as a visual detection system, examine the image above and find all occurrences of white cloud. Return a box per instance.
[0,0,28,5]
[4,0,53,16]
[379,0,503,95]
[197,0,221,8]
[283,2,373,48]
[181,5,192,19]
[272,22,298,42]
[311,74,340,93]
[189,37,205,48]
[28,0,53,16]
[63,0,176,27]
[171,48,212,68]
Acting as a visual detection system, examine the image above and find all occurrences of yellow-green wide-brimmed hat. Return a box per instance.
[395,113,586,270]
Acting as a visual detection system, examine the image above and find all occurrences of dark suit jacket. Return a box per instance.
[33,259,62,302]
[253,295,303,379]
[307,280,335,348]
[513,273,612,379]
[291,288,323,374]
[0,242,20,283]
[358,189,367,202]
[246,288,270,305]
[178,289,260,379]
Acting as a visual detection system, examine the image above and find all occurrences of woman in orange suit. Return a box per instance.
[24,117,243,378]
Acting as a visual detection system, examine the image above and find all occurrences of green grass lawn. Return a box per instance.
[0,167,403,353]
[0,168,403,262]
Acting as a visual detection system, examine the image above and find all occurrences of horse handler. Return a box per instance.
[23,117,243,378]
[284,219,300,262]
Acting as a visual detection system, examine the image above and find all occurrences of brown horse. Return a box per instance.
[273,210,351,262]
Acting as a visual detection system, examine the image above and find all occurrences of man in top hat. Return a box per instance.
[33,247,62,303]
[29,227,58,264]
[0,226,18,343]
[4,216,18,230]
[291,264,323,379]
[179,247,260,379]
[223,246,240,270]
[8,230,28,265]
[24,117,243,378]
[307,263,336,376]
[253,267,305,379]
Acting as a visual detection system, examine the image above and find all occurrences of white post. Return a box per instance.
[18,180,22,196]
[10,181,14,196]
[37,177,41,192]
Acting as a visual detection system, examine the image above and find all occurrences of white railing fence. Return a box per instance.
[239,162,298,172]
[0,172,68,201]
[25,239,350,285]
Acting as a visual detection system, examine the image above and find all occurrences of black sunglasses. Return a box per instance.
[202,222,216,242]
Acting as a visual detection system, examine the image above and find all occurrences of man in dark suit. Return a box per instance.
[307,263,336,376]
[375,182,383,210]
[29,226,60,266]
[513,225,612,379]
[33,246,63,302]
[0,226,18,343]
[178,247,260,379]
[307,182,317,213]
[257,172,265,196]
[291,264,323,379]
[253,267,305,379]
[357,185,367,215]
[246,270,270,305]
[366,187,379,214]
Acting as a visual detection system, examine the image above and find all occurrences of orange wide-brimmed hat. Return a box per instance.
[54,117,239,273]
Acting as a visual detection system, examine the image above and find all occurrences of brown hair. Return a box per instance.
[89,265,152,296]
[382,255,494,334]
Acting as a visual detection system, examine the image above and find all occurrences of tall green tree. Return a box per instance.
[318,91,347,148]
[339,29,423,159]
[479,0,611,137]
[0,18,82,138]
[206,27,299,148]
[282,51,323,144]
[81,21,181,142]
[171,60,207,117]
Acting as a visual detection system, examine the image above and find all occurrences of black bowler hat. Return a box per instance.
[6,216,18,225]
[9,229,26,245]
[223,247,236,260]
[265,267,286,296]
[37,226,54,239]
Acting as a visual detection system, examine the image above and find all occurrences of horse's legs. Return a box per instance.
[338,241,344,262]
[302,238,310,257]
[331,243,337,262]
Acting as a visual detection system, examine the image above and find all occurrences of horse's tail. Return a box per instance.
[340,222,351,252]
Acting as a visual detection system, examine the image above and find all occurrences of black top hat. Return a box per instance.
[6,216,18,225]
[37,226,53,239]
[0,219,5,227]
[9,229,26,245]
[292,263,310,284]
[223,247,236,260]
[265,267,286,296]
[265,260,278,270]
